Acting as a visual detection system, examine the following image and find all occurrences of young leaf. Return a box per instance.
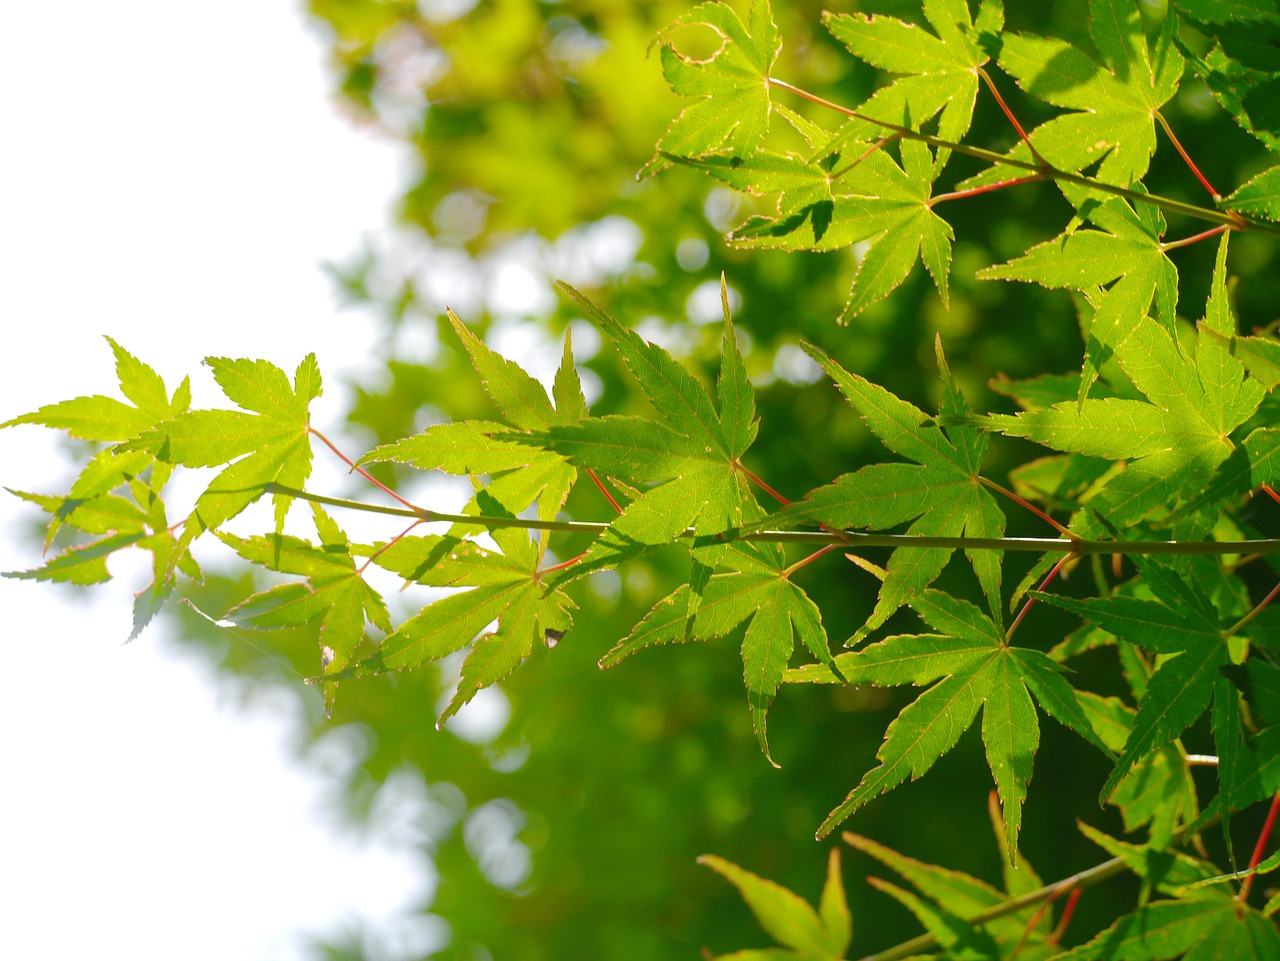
[643,0,780,177]
[723,139,953,318]
[979,193,1178,402]
[347,522,574,724]
[511,284,761,540]
[769,338,1004,639]
[698,853,849,961]
[865,877,1000,960]
[693,541,839,766]
[801,589,1106,849]
[1049,895,1280,960]
[822,0,1002,167]
[361,311,583,530]
[119,354,322,536]
[1034,560,1231,803]
[219,504,392,676]
[986,261,1261,531]
[965,0,1183,188]
[843,829,1048,947]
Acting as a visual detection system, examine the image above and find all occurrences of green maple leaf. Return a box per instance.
[120,353,322,537]
[768,337,1004,640]
[1173,3,1280,152]
[602,539,839,765]
[3,339,198,636]
[2,336,190,443]
[1076,691,1199,845]
[1050,893,1280,960]
[987,234,1261,529]
[845,825,1051,950]
[643,0,780,177]
[822,0,1003,168]
[788,589,1106,849]
[351,515,574,725]
[511,283,761,578]
[361,314,582,531]
[218,504,391,677]
[979,191,1179,402]
[964,0,1183,188]
[1034,559,1234,804]
[699,849,851,961]
[721,139,953,318]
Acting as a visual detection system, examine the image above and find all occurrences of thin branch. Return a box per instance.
[265,483,1280,556]
[1227,578,1280,638]
[586,468,623,513]
[929,174,1047,207]
[979,476,1075,538]
[737,461,791,506]
[310,427,421,513]
[1160,224,1230,253]
[850,850,1129,961]
[1239,791,1280,902]
[766,78,1280,238]
[978,67,1041,164]
[1050,889,1081,945]
[1007,552,1074,640]
[1155,110,1220,200]
[781,544,838,579]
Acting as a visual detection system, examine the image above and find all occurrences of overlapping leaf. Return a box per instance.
[361,312,582,531]
[3,339,196,637]
[603,539,839,765]
[119,353,322,537]
[979,192,1178,401]
[1174,2,1280,152]
[767,337,1004,640]
[787,589,1105,848]
[642,0,779,177]
[510,283,760,571]
[674,134,953,318]
[350,513,574,724]
[1034,558,1234,803]
[987,235,1261,529]
[699,849,851,961]
[1051,891,1280,960]
[965,0,1183,188]
[219,505,391,677]
[822,0,1003,168]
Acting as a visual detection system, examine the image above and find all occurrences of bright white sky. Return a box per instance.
[0,2,443,957]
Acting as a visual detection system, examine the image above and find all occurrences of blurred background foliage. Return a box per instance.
[160,0,1280,957]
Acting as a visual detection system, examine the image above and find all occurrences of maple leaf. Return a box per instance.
[510,282,761,576]
[3,339,197,637]
[218,504,392,678]
[963,0,1183,188]
[822,0,1003,168]
[1076,690,1199,844]
[787,589,1106,849]
[767,336,1004,640]
[987,234,1262,530]
[979,191,1178,402]
[602,540,839,765]
[642,0,780,177]
[1050,892,1280,960]
[673,136,954,318]
[350,513,574,725]
[699,849,851,961]
[1173,2,1280,153]
[1033,558,1235,804]
[360,314,582,531]
[845,819,1054,952]
[119,353,322,538]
